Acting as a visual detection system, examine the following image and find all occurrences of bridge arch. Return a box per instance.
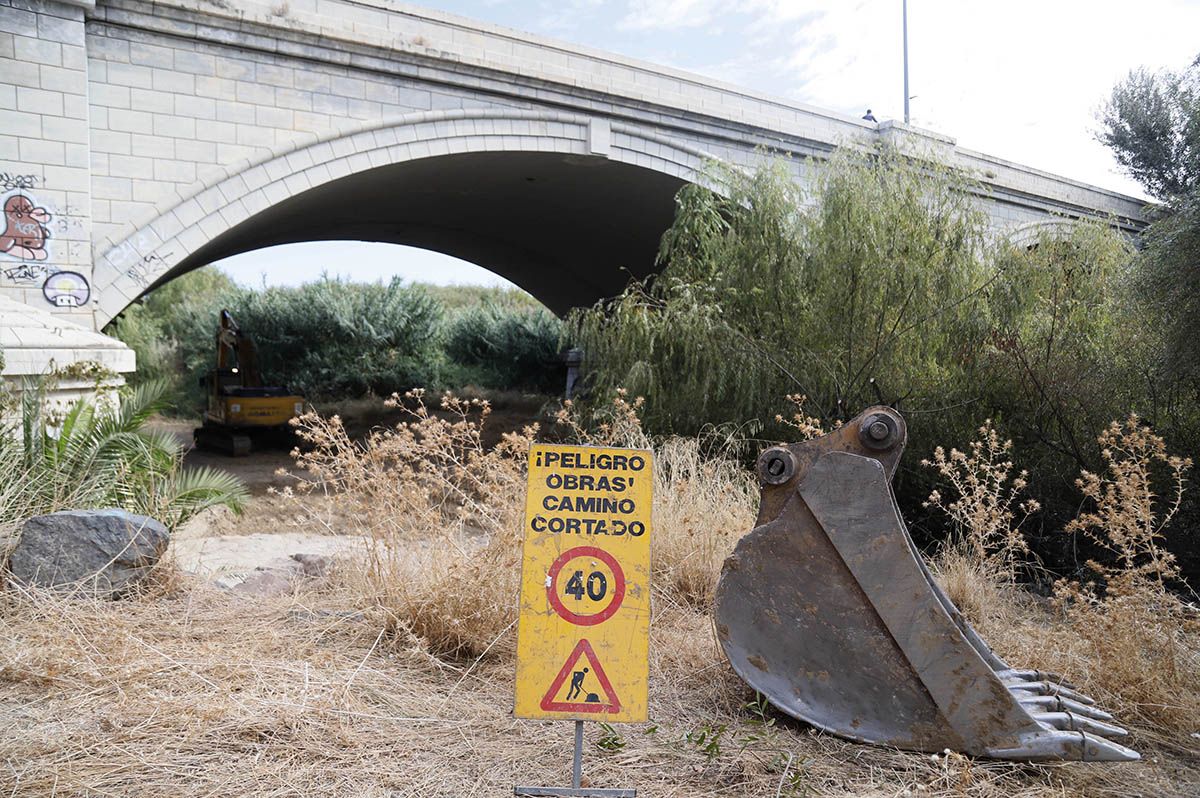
[92,110,719,327]
[1006,219,1080,250]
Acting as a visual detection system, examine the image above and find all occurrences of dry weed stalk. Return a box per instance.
[1066,414,1191,592]
[923,420,1039,583]
[281,390,535,659]
[1053,415,1199,735]
[924,415,1200,742]
[553,388,650,449]
[286,389,534,540]
[279,389,758,657]
[775,393,839,440]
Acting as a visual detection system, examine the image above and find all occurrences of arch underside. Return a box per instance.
[169,151,686,315]
[93,113,712,325]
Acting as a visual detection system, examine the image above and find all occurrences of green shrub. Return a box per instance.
[109,271,565,405]
[111,274,444,403]
[0,379,247,535]
[443,303,564,392]
[569,149,1157,568]
[214,277,444,399]
[570,148,993,436]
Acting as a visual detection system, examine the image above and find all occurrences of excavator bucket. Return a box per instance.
[714,407,1138,762]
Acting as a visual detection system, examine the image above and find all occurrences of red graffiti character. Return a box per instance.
[0,194,52,261]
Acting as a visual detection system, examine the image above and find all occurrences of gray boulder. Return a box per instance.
[7,509,169,598]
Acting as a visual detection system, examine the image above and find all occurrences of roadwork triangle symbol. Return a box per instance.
[539,638,621,714]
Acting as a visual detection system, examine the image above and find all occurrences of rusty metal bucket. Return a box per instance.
[714,407,1138,762]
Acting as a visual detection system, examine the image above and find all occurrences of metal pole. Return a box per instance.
[902,0,910,124]
[572,720,584,789]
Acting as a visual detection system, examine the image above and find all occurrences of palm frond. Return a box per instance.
[146,466,249,528]
[1,377,246,532]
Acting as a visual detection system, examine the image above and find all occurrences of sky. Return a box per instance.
[215,0,1200,289]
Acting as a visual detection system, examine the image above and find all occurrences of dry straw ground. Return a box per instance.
[2,396,1198,797]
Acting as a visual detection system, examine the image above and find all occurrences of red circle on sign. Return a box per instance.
[546,546,626,626]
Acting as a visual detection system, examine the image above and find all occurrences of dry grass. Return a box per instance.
[3,397,1200,796]
[4,576,1194,797]
[651,437,757,609]
[283,391,757,659]
[928,415,1200,752]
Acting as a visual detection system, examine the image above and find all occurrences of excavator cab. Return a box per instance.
[193,310,305,456]
[715,406,1138,762]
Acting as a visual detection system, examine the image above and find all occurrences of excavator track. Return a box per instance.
[714,406,1138,762]
[193,425,252,457]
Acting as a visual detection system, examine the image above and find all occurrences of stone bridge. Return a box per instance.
[1,0,1149,384]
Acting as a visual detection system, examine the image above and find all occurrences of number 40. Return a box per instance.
[564,569,607,601]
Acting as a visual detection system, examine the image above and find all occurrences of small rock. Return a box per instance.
[233,566,297,597]
[7,509,169,598]
[231,552,332,597]
[291,552,331,577]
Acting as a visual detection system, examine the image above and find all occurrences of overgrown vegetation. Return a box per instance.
[926,416,1199,740]
[106,271,565,410]
[569,147,1195,581]
[443,303,564,393]
[570,150,994,434]
[0,379,247,537]
[279,390,753,659]
[233,390,1199,796]
[5,74,1199,794]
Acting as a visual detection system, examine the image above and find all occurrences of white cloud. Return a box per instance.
[618,0,723,31]
[737,0,1200,198]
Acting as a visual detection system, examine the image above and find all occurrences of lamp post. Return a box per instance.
[903,0,910,124]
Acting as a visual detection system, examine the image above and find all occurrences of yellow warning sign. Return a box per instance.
[514,444,652,722]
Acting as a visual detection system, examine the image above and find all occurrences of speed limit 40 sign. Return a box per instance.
[514,444,652,723]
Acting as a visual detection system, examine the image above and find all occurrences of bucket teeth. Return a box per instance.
[1006,680,1097,705]
[986,731,1140,762]
[714,406,1141,764]
[996,668,1077,689]
[1032,711,1129,739]
[1018,695,1116,721]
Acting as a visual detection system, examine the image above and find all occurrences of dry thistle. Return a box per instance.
[1066,414,1192,593]
[774,394,827,441]
[921,420,1038,583]
[554,388,649,448]
[1050,415,1199,734]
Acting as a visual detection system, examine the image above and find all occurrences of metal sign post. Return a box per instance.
[513,443,652,797]
[513,720,635,797]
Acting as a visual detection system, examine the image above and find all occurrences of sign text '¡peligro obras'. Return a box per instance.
[533,450,647,471]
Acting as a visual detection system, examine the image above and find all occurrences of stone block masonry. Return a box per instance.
[1,0,1151,342]
[1,0,95,328]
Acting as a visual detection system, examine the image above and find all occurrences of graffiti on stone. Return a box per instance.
[1,186,61,287]
[125,251,173,289]
[0,173,40,192]
[1,193,53,263]
[53,201,84,237]
[42,270,92,308]
[3,261,51,285]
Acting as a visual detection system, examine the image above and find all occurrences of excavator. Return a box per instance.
[715,406,1139,762]
[193,310,305,457]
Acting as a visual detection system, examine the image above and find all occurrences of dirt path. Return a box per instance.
[150,418,362,590]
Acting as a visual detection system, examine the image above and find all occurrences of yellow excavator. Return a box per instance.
[193,310,305,456]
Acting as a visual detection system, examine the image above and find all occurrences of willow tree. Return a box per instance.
[570,147,995,435]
